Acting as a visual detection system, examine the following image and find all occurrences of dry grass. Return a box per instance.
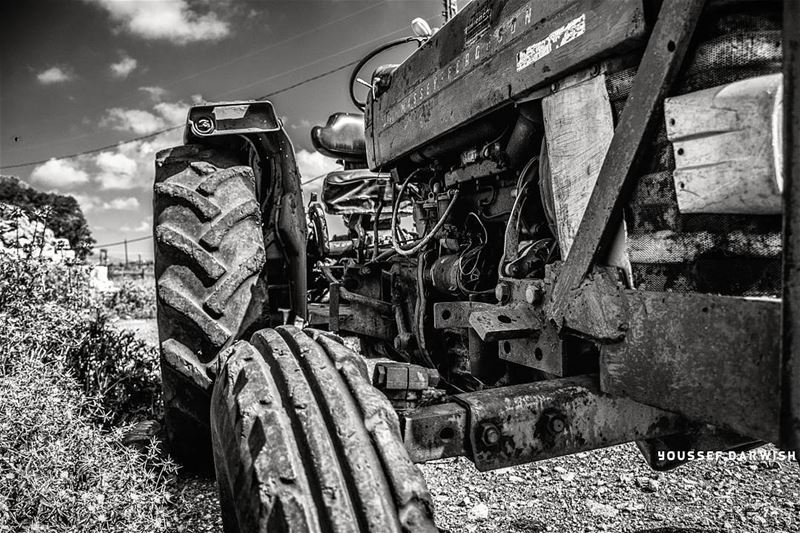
[0,258,176,532]
[100,277,156,319]
[0,352,175,532]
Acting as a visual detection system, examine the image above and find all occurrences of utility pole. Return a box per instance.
[124,238,129,268]
[442,0,458,22]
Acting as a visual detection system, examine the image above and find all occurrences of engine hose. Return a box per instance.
[391,173,460,257]
[498,157,537,278]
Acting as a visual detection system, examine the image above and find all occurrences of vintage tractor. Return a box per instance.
[153,0,799,530]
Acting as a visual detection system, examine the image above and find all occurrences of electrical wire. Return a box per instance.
[9,2,390,135]
[0,56,362,171]
[391,172,460,257]
[0,126,184,170]
[93,235,152,248]
[1,24,423,171]
[227,26,411,99]
[87,172,327,248]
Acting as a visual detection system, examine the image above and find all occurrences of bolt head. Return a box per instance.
[480,424,501,446]
[194,116,215,134]
[548,416,566,434]
[524,285,540,304]
[495,282,510,304]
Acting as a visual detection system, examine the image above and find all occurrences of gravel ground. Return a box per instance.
[118,320,800,532]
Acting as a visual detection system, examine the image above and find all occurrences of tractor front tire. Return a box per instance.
[211,326,438,533]
[154,144,267,468]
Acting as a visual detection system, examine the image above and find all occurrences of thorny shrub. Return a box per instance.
[100,278,156,319]
[0,258,162,423]
[0,352,175,532]
[0,257,90,313]
[0,257,175,531]
[70,311,162,425]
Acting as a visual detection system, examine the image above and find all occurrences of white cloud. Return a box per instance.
[110,55,138,78]
[95,151,139,190]
[86,0,229,44]
[120,220,150,233]
[101,100,191,134]
[153,101,189,125]
[71,193,101,213]
[92,127,184,191]
[101,108,165,135]
[68,193,139,212]
[37,67,72,84]
[30,159,90,189]
[139,86,167,101]
[295,149,339,204]
[296,149,340,184]
[102,196,140,210]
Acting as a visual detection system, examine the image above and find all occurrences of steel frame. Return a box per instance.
[402,375,686,470]
[542,0,796,451]
[781,0,800,452]
[403,0,799,468]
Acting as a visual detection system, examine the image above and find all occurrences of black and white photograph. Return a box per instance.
[1,0,798,531]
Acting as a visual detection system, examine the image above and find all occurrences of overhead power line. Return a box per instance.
[0,24,413,172]
[0,58,359,171]
[94,235,153,248]
[0,126,184,171]
[94,174,336,248]
[11,2,387,135]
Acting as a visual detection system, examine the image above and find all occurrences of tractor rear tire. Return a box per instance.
[154,144,267,468]
[211,326,438,533]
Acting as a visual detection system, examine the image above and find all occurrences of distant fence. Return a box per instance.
[107,263,154,280]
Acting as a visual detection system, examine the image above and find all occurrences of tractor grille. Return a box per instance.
[607,1,783,296]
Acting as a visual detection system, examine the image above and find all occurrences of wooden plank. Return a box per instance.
[541,73,631,280]
[365,0,647,168]
[598,290,782,443]
[781,0,800,451]
[548,0,707,324]
[665,74,784,215]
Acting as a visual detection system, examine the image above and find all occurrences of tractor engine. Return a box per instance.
[309,93,559,392]
[310,0,784,403]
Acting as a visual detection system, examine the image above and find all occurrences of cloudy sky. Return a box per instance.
[0,0,443,261]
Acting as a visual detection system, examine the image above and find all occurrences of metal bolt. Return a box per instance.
[495,282,510,304]
[480,424,501,446]
[195,116,215,134]
[525,285,543,305]
[547,414,566,434]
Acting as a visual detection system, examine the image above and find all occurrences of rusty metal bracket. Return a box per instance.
[469,304,541,342]
[781,0,800,452]
[596,289,781,443]
[548,0,707,324]
[448,375,686,471]
[561,267,629,343]
[433,301,497,329]
[401,402,470,463]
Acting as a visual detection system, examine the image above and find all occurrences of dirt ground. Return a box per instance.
[118,319,800,533]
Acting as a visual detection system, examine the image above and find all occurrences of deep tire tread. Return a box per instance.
[211,327,437,533]
[156,225,226,280]
[154,145,267,467]
[153,182,221,220]
[200,200,260,249]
